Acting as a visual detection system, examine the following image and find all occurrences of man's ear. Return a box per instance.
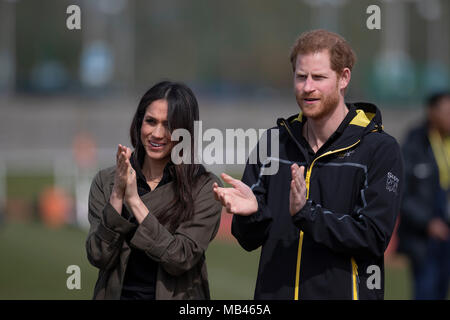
[339,68,351,91]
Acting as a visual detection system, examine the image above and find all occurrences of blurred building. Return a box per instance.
[0,0,448,102]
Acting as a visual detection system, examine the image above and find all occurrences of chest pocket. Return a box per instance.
[308,160,368,214]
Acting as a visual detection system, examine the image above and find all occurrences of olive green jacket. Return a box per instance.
[85,166,222,299]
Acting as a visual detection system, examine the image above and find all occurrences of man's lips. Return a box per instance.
[303,97,320,104]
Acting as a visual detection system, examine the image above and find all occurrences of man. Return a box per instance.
[398,92,450,300]
[213,29,403,299]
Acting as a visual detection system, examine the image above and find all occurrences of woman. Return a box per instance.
[86,81,222,300]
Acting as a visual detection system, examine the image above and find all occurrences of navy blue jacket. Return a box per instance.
[232,103,403,299]
[398,123,450,266]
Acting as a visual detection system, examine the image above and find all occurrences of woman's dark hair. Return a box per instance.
[130,81,207,229]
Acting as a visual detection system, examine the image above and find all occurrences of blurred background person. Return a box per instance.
[398,91,450,300]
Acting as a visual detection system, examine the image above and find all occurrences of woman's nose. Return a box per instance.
[152,124,165,139]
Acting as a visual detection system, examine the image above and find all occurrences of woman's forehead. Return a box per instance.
[145,99,168,117]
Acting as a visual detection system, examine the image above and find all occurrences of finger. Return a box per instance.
[212,183,220,201]
[120,151,129,166]
[291,179,298,197]
[117,153,127,171]
[221,190,234,208]
[293,167,302,187]
[299,166,305,178]
[120,146,129,160]
[291,164,300,179]
[118,154,127,173]
[299,171,306,188]
[117,159,125,174]
[298,173,307,198]
[294,180,302,195]
[218,189,228,205]
[214,188,225,204]
[299,168,306,192]
[224,195,234,214]
[221,173,241,189]
[222,193,230,208]
[117,151,125,164]
[116,144,123,162]
[125,147,132,159]
[293,165,305,185]
[120,145,129,157]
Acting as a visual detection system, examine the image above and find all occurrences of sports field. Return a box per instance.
[0,221,414,300]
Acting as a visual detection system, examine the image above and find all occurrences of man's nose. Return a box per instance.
[303,76,315,93]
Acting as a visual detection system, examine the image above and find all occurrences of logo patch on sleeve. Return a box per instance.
[386,172,399,194]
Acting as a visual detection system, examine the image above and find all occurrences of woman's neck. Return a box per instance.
[142,156,169,181]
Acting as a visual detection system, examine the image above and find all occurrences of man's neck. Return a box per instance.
[305,102,349,153]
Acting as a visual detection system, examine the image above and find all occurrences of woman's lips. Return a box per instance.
[148,141,167,150]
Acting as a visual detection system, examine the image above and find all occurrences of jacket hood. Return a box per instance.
[281,102,382,129]
[348,102,383,133]
[277,102,384,151]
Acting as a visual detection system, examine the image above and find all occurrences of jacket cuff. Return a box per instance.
[102,202,137,235]
[96,222,121,244]
[291,200,312,227]
[130,212,173,260]
[239,197,267,222]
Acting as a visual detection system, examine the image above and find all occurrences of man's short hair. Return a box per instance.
[289,29,356,75]
[426,91,450,109]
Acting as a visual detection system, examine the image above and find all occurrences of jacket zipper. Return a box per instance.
[283,117,361,299]
[351,257,360,300]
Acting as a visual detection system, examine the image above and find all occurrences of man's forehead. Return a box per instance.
[295,50,332,72]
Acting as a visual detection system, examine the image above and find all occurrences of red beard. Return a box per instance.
[296,85,340,121]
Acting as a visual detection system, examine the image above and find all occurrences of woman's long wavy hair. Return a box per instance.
[129,81,207,229]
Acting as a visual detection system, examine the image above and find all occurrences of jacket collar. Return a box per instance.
[278,102,383,154]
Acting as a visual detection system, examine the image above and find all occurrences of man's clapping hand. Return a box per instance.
[212,173,258,216]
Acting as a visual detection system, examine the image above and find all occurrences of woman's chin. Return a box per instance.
[145,149,171,162]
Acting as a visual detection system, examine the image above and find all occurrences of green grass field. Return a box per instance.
[0,221,415,300]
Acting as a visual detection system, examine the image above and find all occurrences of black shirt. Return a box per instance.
[120,154,173,300]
